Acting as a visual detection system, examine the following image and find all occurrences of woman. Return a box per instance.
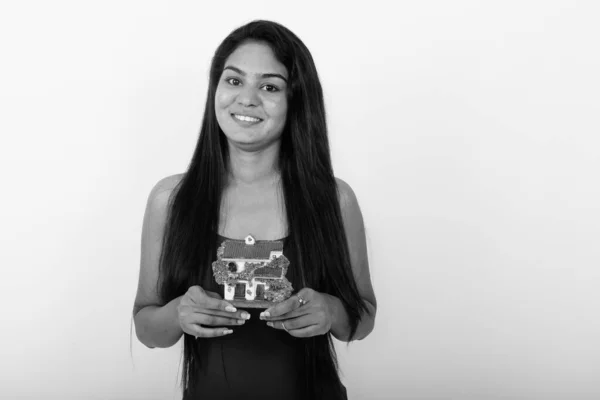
[133,20,377,400]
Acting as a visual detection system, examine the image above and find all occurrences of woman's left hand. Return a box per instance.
[260,288,336,337]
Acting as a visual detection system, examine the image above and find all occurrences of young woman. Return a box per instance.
[133,20,377,400]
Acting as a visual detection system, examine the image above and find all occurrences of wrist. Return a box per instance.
[171,295,184,332]
[325,294,347,338]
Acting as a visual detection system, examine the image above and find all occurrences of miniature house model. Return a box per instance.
[212,235,293,308]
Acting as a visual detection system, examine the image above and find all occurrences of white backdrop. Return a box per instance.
[1,1,599,399]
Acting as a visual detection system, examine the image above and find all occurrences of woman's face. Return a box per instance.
[215,41,289,150]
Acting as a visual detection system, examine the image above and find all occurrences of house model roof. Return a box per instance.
[221,240,283,260]
[253,266,283,278]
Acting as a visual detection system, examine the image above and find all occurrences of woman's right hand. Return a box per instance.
[177,285,250,338]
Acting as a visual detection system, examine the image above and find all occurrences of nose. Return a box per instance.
[236,85,260,107]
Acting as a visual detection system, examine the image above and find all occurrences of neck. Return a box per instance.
[226,141,281,186]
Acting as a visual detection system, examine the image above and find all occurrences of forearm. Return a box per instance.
[134,296,184,348]
[327,294,376,342]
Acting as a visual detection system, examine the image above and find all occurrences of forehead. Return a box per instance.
[224,41,288,79]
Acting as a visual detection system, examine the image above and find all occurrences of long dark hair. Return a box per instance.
[157,20,368,399]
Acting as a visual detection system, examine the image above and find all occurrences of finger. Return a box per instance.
[201,294,237,313]
[262,288,314,319]
[190,324,234,339]
[183,310,249,325]
[295,288,313,306]
[199,308,252,321]
[182,303,250,320]
[195,314,247,327]
[264,305,311,321]
[187,286,236,312]
[204,290,223,300]
[261,297,299,319]
[267,314,319,331]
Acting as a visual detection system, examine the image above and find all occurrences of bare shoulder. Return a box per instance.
[141,173,185,237]
[150,173,184,199]
[146,173,184,211]
[335,177,359,212]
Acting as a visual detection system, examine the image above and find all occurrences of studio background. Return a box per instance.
[1,1,599,399]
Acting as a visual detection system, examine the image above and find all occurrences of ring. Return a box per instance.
[297,295,306,306]
[282,322,288,332]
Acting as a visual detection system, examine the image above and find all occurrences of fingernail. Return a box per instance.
[242,312,250,320]
[223,329,233,335]
[226,306,237,312]
[266,322,273,327]
[237,319,245,325]
[260,311,270,319]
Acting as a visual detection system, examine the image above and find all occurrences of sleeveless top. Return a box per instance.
[182,235,309,400]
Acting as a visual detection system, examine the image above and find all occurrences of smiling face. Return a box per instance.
[215,41,289,150]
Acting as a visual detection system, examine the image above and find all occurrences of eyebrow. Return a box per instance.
[224,65,288,83]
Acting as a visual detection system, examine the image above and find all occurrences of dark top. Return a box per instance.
[182,235,308,400]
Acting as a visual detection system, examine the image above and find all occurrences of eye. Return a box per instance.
[261,84,279,93]
[225,77,241,86]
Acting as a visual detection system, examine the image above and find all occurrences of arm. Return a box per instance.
[259,178,377,341]
[133,175,185,348]
[328,178,377,342]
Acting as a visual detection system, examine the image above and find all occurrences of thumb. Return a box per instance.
[204,290,223,300]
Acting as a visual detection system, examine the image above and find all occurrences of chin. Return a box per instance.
[222,131,259,147]
[223,128,257,141]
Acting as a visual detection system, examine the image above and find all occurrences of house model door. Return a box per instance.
[255,284,265,300]
[234,284,246,299]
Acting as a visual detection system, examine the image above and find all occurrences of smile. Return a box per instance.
[232,114,263,123]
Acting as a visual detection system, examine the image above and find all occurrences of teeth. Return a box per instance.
[234,114,261,122]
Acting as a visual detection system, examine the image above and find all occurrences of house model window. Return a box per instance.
[211,234,293,308]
